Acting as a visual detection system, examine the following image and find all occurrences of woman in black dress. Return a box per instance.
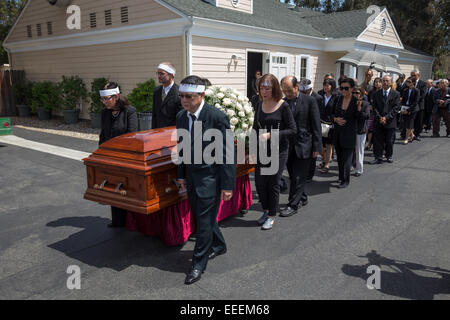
[254,74,296,230]
[400,78,420,145]
[318,78,339,173]
[331,78,363,188]
[99,82,138,227]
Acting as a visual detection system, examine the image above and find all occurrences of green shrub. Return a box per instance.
[127,78,156,113]
[88,77,109,113]
[13,80,33,105]
[60,75,88,110]
[31,81,61,112]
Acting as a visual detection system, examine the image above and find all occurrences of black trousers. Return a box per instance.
[307,157,316,180]
[373,126,396,160]
[286,153,311,209]
[414,109,424,136]
[423,108,433,131]
[110,206,127,227]
[255,151,288,216]
[188,190,225,271]
[334,140,354,185]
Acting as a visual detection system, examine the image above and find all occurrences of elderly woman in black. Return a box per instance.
[99,82,138,227]
[318,78,339,173]
[331,78,363,188]
[254,74,296,230]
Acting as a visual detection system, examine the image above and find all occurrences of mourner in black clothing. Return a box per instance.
[423,79,436,132]
[352,87,371,176]
[254,74,296,230]
[152,62,182,129]
[298,78,323,182]
[331,78,363,188]
[370,75,401,164]
[395,74,406,94]
[280,76,321,217]
[400,78,420,145]
[251,70,262,98]
[98,82,138,228]
[432,79,450,137]
[176,76,236,285]
[318,78,339,173]
[411,71,427,141]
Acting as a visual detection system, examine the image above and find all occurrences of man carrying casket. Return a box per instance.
[175,76,236,285]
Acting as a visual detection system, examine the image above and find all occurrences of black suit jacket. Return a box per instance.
[286,93,322,159]
[433,87,450,113]
[99,106,138,145]
[331,96,363,149]
[415,79,427,111]
[401,87,420,114]
[318,91,340,123]
[152,84,182,129]
[176,103,236,198]
[396,81,406,94]
[311,91,324,108]
[424,87,437,113]
[372,89,401,129]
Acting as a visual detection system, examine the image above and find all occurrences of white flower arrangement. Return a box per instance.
[204,85,254,140]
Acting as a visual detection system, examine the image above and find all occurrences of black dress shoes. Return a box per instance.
[280,206,298,217]
[185,269,203,285]
[208,247,227,260]
[370,158,383,165]
[337,183,349,189]
[386,158,394,163]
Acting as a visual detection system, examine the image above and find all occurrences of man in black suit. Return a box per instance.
[279,76,322,217]
[299,78,323,182]
[423,79,436,133]
[176,76,236,285]
[411,71,427,141]
[395,74,406,94]
[370,75,401,164]
[152,62,182,129]
[432,79,450,138]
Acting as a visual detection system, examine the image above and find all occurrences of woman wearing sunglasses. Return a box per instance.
[331,78,363,188]
[98,82,138,228]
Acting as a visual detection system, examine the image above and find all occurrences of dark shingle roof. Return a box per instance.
[161,0,325,38]
[403,45,434,57]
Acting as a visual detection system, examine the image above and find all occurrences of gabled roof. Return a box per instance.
[402,45,434,58]
[161,0,325,38]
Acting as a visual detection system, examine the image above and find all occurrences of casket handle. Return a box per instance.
[114,182,127,196]
[94,179,108,190]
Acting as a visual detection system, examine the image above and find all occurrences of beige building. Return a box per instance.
[3,0,435,119]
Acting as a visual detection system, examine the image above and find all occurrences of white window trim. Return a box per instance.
[295,54,312,81]
[270,52,293,77]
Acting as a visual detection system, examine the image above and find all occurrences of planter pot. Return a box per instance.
[63,109,80,124]
[17,105,31,117]
[90,112,101,129]
[137,112,152,131]
[37,107,52,120]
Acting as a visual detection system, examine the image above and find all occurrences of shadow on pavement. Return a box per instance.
[342,250,450,300]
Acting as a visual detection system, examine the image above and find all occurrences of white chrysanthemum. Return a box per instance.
[205,89,214,96]
[235,103,243,111]
[230,117,239,126]
[244,105,252,114]
[230,124,235,131]
[230,93,237,100]
[232,89,240,95]
[215,103,222,109]
[249,117,254,125]
[217,92,225,99]
[238,111,246,118]
[237,95,246,103]
[223,98,233,106]
[220,87,227,93]
[242,123,249,131]
[227,109,235,117]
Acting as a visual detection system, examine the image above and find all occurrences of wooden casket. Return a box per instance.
[83,127,254,215]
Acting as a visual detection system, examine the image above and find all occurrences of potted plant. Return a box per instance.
[31,81,60,120]
[60,75,88,124]
[88,77,108,129]
[14,80,33,117]
[127,78,155,131]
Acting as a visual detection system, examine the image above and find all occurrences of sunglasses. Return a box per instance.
[179,93,198,100]
[100,96,114,101]
[340,86,351,91]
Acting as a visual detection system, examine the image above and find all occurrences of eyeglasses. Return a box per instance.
[100,96,114,101]
[340,86,351,91]
[179,93,198,100]
[156,71,168,76]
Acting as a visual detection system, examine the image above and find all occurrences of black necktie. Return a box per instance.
[383,90,388,102]
[190,114,196,138]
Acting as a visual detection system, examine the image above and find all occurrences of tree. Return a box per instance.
[0,0,27,64]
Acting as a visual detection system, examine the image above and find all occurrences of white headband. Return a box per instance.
[157,64,176,75]
[179,84,205,93]
[260,80,272,87]
[299,84,312,91]
[99,87,120,96]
